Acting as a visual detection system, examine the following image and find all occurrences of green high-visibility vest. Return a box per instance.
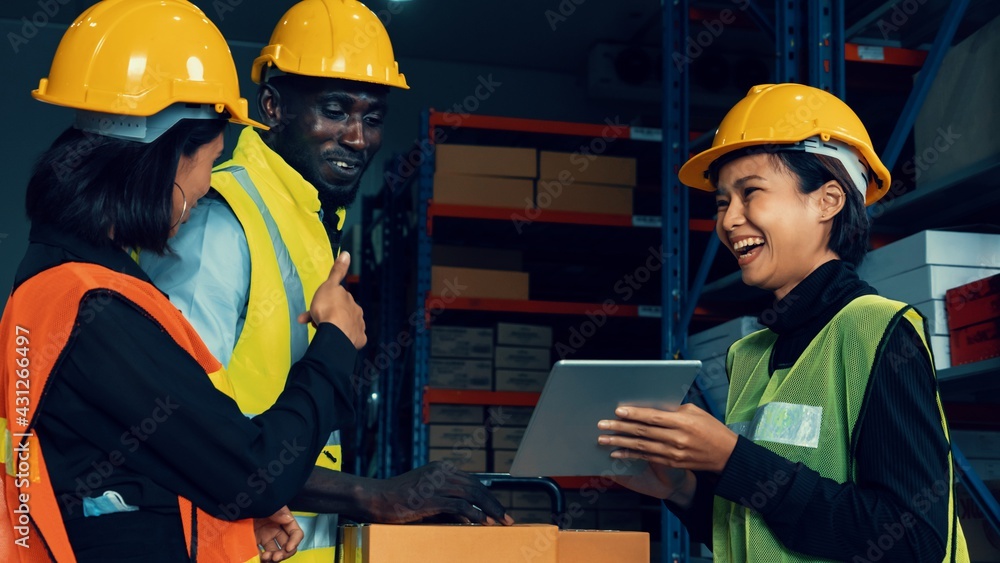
[713,295,969,563]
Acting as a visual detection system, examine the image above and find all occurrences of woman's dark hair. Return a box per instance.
[26,118,227,253]
[708,146,871,267]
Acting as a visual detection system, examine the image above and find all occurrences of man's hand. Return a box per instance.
[254,506,303,562]
[363,462,514,525]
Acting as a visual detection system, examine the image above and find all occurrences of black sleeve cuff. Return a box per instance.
[305,322,359,374]
[715,435,816,520]
[663,470,720,545]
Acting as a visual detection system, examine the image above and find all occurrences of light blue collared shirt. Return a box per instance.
[140,196,250,367]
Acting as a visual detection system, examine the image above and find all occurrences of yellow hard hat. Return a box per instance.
[32,0,264,141]
[252,0,409,89]
[678,83,890,206]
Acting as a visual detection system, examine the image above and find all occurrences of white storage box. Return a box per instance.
[688,316,763,360]
[860,230,1000,283]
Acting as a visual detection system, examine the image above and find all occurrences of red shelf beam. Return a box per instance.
[428,112,633,140]
[428,202,716,232]
[422,388,540,423]
[845,43,927,67]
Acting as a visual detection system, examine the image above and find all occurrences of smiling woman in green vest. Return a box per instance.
[0,1,367,561]
[598,83,969,563]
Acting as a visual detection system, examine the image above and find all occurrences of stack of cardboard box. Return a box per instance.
[427,325,495,472]
[945,272,1000,366]
[490,322,553,472]
[859,230,1000,369]
[537,151,636,215]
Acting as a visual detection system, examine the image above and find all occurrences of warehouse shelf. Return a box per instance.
[427,112,662,143]
[844,43,927,66]
[427,201,715,232]
[424,296,663,319]
[428,202,715,232]
[939,357,1000,403]
[421,389,541,424]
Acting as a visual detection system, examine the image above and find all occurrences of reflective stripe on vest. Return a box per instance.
[713,295,969,563]
[213,163,343,559]
[0,263,258,563]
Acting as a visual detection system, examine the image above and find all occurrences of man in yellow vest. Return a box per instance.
[140,1,511,560]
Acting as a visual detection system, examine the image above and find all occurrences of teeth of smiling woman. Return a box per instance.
[732,237,765,251]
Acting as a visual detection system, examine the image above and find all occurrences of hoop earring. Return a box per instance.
[171,182,187,229]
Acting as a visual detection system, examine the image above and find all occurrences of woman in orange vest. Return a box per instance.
[0,1,366,562]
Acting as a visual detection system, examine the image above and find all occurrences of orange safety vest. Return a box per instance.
[0,262,259,562]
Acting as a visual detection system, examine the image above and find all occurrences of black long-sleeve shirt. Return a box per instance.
[670,260,951,562]
[15,224,357,561]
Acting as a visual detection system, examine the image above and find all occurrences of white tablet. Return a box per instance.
[508,359,702,477]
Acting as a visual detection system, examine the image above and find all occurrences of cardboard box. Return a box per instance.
[860,231,1000,283]
[538,181,633,216]
[427,448,488,473]
[435,144,537,178]
[433,174,535,209]
[557,530,649,563]
[946,272,1000,331]
[434,245,524,272]
[495,369,549,393]
[495,346,551,370]
[870,265,1000,305]
[429,358,493,390]
[912,299,950,336]
[429,425,487,449]
[539,151,637,186]
[431,266,530,301]
[951,431,1000,459]
[489,405,535,427]
[428,404,484,425]
[955,480,1000,563]
[493,426,526,450]
[688,316,764,360]
[497,322,554,348]
[930,335,951,371]
[431,326,494,358]
[342,524,558,563]
[915,12,1000,189]
[492,450,517,473]
[950,318,1000,366]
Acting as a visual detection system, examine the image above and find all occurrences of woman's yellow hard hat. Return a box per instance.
[32,0,265,141]
[678,83,891,206]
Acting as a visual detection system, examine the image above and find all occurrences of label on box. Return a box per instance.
[495,346,551,370]
[429,425,487,449]
[429,358,493,390]
[489,405,535,427]
[950,317,1000,366]
[637,305,661,318]
[492,426,526,450]
[495,369,549,392]
[428,448,488,473]
[631,215,661,228]
[431,326,494,358]
[947,290,1000,331]
[428,405,485,424]
[496,322,554,348]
